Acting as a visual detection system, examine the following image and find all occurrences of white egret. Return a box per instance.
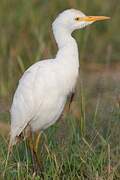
[9,9,110,173]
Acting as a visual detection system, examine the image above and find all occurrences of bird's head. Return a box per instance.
[53,9,110,32]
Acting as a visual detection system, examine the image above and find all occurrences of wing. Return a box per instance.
[10,59,53,144]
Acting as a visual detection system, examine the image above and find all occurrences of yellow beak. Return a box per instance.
[81,16,110,22]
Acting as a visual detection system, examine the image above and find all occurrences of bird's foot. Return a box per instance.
[32,163,44,179]
[31,152,44,178]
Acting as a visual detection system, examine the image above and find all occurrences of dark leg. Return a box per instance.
[59,92,75,120]
[68,92,75,111]
[27,132,44,178]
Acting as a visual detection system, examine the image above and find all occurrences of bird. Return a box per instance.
[9,9,110,173]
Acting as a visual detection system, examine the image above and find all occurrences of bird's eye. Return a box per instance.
[75,17,80,21]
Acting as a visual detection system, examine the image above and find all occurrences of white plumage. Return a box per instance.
[10,9,110,146]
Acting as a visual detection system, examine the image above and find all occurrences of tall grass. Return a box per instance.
[1,92,120,179]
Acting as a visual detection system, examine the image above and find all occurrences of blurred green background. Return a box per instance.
[0,0,120,101]
[0,0,120,179]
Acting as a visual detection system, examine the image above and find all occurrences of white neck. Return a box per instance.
[52,24,79,68]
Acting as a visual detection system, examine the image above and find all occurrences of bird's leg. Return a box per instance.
[68,92,75,111]
[28,136,37,172]
[27,132,44,177]
[60,92,75,119]
[33,132,43,171]
[34,132,41,157]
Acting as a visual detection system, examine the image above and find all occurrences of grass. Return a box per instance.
[0,116,119,180]
[0,67,120,179]
[0,0,120,179]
